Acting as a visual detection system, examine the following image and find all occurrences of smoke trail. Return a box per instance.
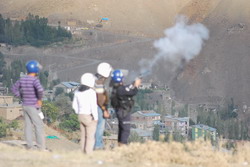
[140,16,209,75]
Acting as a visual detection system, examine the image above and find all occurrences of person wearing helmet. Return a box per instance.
[72,73,98,154]
[11,60,46,150]
[94,62,113,150]
[110,69,141,146]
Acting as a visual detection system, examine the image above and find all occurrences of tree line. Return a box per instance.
[0,13,72,47]
[196,101,249,140]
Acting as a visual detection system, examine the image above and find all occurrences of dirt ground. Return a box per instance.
[1,120,80,152]
[2,120,249,167]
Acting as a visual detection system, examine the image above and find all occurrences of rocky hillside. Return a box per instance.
[171,0,250,107]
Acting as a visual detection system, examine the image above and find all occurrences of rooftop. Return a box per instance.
[164,115,189,122]
[136,111,161,117]
[61,82,80,88]
[192,124,216,132]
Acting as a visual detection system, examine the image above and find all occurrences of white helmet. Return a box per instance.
[81,73,96,88]
[97,62,112,78]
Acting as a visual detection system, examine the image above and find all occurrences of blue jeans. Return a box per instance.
[94,107,105,149]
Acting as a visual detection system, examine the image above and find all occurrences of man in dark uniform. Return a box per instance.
[110,69,141,146]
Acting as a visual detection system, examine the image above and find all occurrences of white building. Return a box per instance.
[161,115,189,137]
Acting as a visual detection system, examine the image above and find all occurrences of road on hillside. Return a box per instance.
[0,30,156,81]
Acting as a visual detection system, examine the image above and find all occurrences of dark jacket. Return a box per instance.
[111,83,138,114]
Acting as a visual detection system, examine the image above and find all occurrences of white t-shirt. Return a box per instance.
[72,88,98,120]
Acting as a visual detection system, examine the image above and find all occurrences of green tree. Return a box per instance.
[134,89,154,110]
[179,104,188,117]
[152,125,160,141]
[171,100,176,115]
[103,130,111,136]
[0,13,72,47]
[2,67,11,87]
[189,119,195,126]
[12,21,24,45]
[128,131,144,143]
[0,14,5,39]
[65,92,74,101]
[8,120,19,130]
[54,95,73,120]
[173,131,184,142]
[240,121,249,140]
[1,59,26,88]
[0,118,8,137]
[39,71,49,89]
[55,87,64,97]
[59,114,79,132]
[10,60,25,82]
[42,101,59,124]
[164,133,173,142]
[4,18,12,43]
[0,52,6,77]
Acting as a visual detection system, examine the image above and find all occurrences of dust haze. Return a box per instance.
[137,16,209,84]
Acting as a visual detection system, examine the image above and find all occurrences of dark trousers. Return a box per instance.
[116,109,131,144]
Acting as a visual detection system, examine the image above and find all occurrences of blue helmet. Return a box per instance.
[111,69,124,83]
[25,60,42,73]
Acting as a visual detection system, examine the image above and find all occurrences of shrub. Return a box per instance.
[8,120,19,130]
[59,114,79,132]
[0,118,8,137]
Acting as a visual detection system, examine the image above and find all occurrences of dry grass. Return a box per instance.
[110,140,229,167]
[0,140,249,167]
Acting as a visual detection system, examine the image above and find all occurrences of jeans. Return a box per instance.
[94,106,105,149]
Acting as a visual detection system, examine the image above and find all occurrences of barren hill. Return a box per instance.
[171,0,250,108]
[0,0,214,37]
[1,0,250,109]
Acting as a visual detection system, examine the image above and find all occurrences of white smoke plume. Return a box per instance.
[140,16,209,75]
